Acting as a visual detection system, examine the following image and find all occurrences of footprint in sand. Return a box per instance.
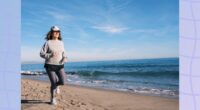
[80,102,87,105]
[70,100,76,105]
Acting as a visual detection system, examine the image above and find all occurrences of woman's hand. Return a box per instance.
[63,57,67,62]
[59,57,67,64]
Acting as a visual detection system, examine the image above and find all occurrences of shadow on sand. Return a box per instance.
[21,100,50,104]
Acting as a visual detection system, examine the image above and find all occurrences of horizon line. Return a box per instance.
[21,57,179,64]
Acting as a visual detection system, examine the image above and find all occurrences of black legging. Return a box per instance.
[46,67,65,99]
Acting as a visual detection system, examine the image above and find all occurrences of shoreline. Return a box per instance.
[23,77,178,99]
[22,78,178,110]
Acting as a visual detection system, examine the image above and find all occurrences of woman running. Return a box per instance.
[40,26,67,105]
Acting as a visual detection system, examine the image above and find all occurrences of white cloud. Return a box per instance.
[92,25,128,34]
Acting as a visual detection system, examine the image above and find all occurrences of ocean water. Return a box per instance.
[21,58,179,98]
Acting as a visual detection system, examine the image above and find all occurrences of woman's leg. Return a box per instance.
[46,68,58,100]
[56,68,65,86]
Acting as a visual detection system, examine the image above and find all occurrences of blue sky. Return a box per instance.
[22,0,178,63]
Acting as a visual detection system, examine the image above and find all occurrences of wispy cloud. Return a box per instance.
[92,25,128,34]
[129,28,176,37]
[130,29,158,33]
[106,0,131,14]
[46,10,73,21]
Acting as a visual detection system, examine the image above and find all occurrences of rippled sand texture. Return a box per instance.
[21,79,178,110]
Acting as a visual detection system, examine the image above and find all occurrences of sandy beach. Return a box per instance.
[21,79,178,110]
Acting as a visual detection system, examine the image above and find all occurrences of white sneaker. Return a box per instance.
[51,98,57,105]
[56,86,60,94]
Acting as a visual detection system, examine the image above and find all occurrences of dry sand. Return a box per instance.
[21,79,178,110]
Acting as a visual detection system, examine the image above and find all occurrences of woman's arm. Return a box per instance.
[40,42,53,59]
[60,42,68,64]
[63,51,68,61]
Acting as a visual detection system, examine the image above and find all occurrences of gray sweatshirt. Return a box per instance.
[40,40,67,65]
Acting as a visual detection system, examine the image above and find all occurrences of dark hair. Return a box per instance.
[45,30,62,40]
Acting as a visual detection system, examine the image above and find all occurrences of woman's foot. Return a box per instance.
[50,98,57,105]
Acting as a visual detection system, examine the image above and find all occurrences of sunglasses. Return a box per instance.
[52,31,60,33]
